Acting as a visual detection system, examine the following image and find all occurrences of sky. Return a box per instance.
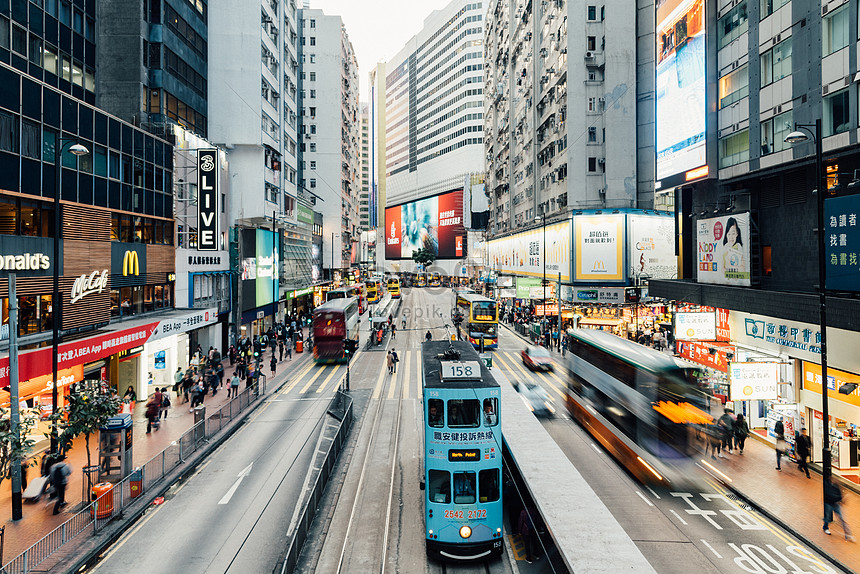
[308,0,455,100]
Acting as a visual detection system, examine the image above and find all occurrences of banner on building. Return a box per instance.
[696,213,751,286]
[824,194,860,291]
[627,214,677,279]
[675,311,716,340]
[729,362,779,401]
[197,149,219,251]
[488,221,572,281]
[574,214,624,282]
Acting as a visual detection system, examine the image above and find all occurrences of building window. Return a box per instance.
[310,19,316,28]
[586,36,596,51]
[309,143,316,152]
[587,5,596,20]
[21,120,40,159]
[823,88,850,137]
[760,38,791,87]
[718,65,748,108]
[587,97,596,112]
[309,72,316,81]
[587,127,597,143]
[718,129,749,168]
[760,109,793,155]
[310,36,316,46]
[760,0,789,19]
[310,160,316,169]
[310,178,316,188]
[762,245,772,275]
[587,157,597,172]
[310,89,316,98]
[0,16,9,50]
[822,4,849,56]
[718,2,748,49]
[11,24,26,56]
[0,110,19,153]
[310,54,316,63]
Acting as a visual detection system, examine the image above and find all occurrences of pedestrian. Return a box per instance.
[392,348,399,373]
[795,427,812,478]
[229,371,240,398]
[270,354,277,376]
[391,324,396,340]
[159,387,171,419]
[718,408,735,454]
[145,391,161,433]
[286,336,293,360]
[49,455,71,515]
[228,344,237,366]
[734,414,749,454]
[823,478,855,540]
[517,507,538,564]
[173,367,184,394]
[402,315,407,329]
[122,385,136,413]
[279,340,284,361]
[387,350,395,375]
[425,330,432,342]
[774,418,786,470]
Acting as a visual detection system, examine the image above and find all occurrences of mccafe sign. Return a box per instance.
[70,269,109,304]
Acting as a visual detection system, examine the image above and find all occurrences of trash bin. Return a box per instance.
[129,467,143,498]
[296,339,303,353]
[91,482,114,518]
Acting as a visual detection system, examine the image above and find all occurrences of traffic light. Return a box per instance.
[343,338,358,358]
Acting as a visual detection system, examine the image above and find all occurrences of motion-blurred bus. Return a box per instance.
[312,298,360,364]
[455,293,498,349]
[429,272,442,287]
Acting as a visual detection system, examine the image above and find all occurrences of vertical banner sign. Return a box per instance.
[197,149,218,251]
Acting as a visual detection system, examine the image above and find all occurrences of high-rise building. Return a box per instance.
[359,102,371,231]
[297,8,360,279]
[484,0,643,233]
[369,63,386,230]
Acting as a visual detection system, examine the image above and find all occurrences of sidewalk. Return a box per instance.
[0,347,312,563]
[500,322,860,572]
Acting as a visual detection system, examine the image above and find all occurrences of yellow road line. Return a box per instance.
[372,358,389,399]
[402,351,412,400]
[315,364,342,393]
[541,371,568,400]
[502,351,562,402]
[280,360,315,394]
[298,364,329,394]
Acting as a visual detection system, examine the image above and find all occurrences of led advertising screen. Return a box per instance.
[488,221,572,282]
[574,214,625,282]
[696,213,751,286]
[240,229,279,312]
[656,0,706,187]
[824,194,860,291]
[385,189,466,260]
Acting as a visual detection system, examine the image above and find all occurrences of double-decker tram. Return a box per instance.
[566,328,712,485]
[422,341,503,562]
[312,298,360,363]
[455,293,498,349]
[429,272,442,287]
[386,276,401,298]
[366,279,382,303]
[417,272,427,287]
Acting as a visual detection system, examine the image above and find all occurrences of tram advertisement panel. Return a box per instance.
[384,190,466,260]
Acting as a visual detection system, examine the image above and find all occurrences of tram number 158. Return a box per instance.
[450,365,473,377]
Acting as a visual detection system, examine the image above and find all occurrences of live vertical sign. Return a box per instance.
[197,149,218,251]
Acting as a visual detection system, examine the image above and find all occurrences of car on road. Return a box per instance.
[514,381,555,418]
[521,345,554,371]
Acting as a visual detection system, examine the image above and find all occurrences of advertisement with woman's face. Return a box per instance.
[696,213,751,286]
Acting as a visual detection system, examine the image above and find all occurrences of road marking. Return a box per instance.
[635,491,654,506]
[372,358,388,399]
[647,486,661,499]
[590,443,602,454]
[700,539,722,559]
[315,365,341,394]
[387,357,400,399]
[299,365,329,394]
[218,462,253,505]
[670,509,688,525]
[282,360,316,394]
[502,352,561,402]
[402,351,411,400]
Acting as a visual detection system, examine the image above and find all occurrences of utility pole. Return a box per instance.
[9,274,23,520]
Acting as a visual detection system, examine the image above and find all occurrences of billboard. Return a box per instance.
[696,213,751,286]
[384,189,466,260]
[675,311,716,340]
[628,214,677,279]
[824,194,860,291]
[574,214,624,282]
[656,0,707,187]
[197,149,219,251]
[729,362,779,401]
[241,229,279,311]
[488,221,572,282]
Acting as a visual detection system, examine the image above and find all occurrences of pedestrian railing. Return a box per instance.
[2,376,268,574]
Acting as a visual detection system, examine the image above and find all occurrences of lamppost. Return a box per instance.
[51,140,89,454]
[784,119,832,501]
[534,212,547,328]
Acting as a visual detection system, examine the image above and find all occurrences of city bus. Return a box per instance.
[417,272,427,287]
[429,272,442,287]
[312,298,360,364]
[366,279,382,303]
[455,293,498,349]
[422,340,503,561]
[387,276,401,299]
[566,328,711,485]
[347,283,367,313]
[327,285,365,315]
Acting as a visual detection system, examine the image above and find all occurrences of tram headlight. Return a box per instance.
[459,525,472,539]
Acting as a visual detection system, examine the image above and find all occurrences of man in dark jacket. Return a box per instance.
[795,427,812,478]
[718,409,735,454]
[774,419,785,470]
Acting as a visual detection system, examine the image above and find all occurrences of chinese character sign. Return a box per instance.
[729,362,779,401]
[824,194,860,292]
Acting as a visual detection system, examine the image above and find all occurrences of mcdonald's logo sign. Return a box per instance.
[592,260,606,272]
[123,250,140,276]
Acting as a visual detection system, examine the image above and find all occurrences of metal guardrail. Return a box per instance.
[278,389,353,574]
[2,375,268,574]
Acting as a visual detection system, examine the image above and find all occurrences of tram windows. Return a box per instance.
[447,399,480,428]
[428,469,451,504]
[483,398,498,426]
[479,469,500,503]
[428,399,444,427]
[453,472,477,504]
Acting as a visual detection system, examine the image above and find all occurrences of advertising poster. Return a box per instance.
[628,214,677,279]
[675,311,716,340]
[696,213,751,286]
[384,189,466,260]
[677,341,734,373]
[488,221,572,281]
[255,229,279,307]
[516,277,541,299]
[655,0,706,186]
[729,362,779,401]
[575,214,624,282]
[824,194,860,291]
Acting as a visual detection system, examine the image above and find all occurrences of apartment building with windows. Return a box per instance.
[297,8,360,279]
[359,102,371,231]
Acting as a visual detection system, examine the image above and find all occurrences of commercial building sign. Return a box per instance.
[676,341,735,373]
[297,204,314,225]
[627,214,677,279]
[574,214,624,282]
[715,307,730,341]
[696,213,751,286]
[729,312,821,362]
[111,244,146,285]
[824,194,860,291]
[803,362,860,408]
[729,362,779,401]
[675,311,716,340]
[70,269,110,304]
[197,149,219,251]
[149,308,217,341]
[384,189,466,260]
[488,221,572,281]
[515,277,541,299]
[0,237,56,277]
[572,287,625,304]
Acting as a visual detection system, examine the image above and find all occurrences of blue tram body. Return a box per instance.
[422,341,504,562]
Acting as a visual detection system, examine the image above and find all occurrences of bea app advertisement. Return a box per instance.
[385,189,466,260]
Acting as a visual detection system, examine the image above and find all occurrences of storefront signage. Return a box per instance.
[515,277,541,299]
[197,149,219,251]
[715,308,730,341]
[0,365,83,407]
[0,252,50,272]
[676,341,735,373]
[498,288,516,298]
[729,312,821,360]
[802,362,860,408]
[70,269,109,304]
[149,308,218,342]
[488,221,572,281]
[297,204,314,225]
[574,214,624,282]
[729,362,779,401]
[123,250,139,276]
[497,276,513,287]
[675,312,716,340]
[528,284,556,300]
[628,214,677,279]
[187,255,223,265]
[824,194,860,291]
[696,213,751,286]
[572,287,625,304]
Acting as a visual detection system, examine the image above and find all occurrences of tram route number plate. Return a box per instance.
[441,361,482,381]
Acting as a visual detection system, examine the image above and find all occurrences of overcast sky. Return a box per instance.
[309,0,456,101]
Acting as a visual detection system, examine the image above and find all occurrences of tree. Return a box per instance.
[412,247,436,267]
[0,409,36,489]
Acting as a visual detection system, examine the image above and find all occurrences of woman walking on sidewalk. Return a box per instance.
[775,419,786,470]
[734,414,749,454]
[795,428,812,478]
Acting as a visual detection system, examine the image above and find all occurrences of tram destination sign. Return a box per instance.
[440,361,482,381]
[448,449,481,462]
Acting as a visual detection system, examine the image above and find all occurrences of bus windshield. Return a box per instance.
[327,291,345,300]
[472,301,496,320]
[314,313,344,338]
[469,323,497,338]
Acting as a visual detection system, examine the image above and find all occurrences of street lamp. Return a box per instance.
[784,119,832,504]
[534,212,547,330]
[51,140,89,454]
